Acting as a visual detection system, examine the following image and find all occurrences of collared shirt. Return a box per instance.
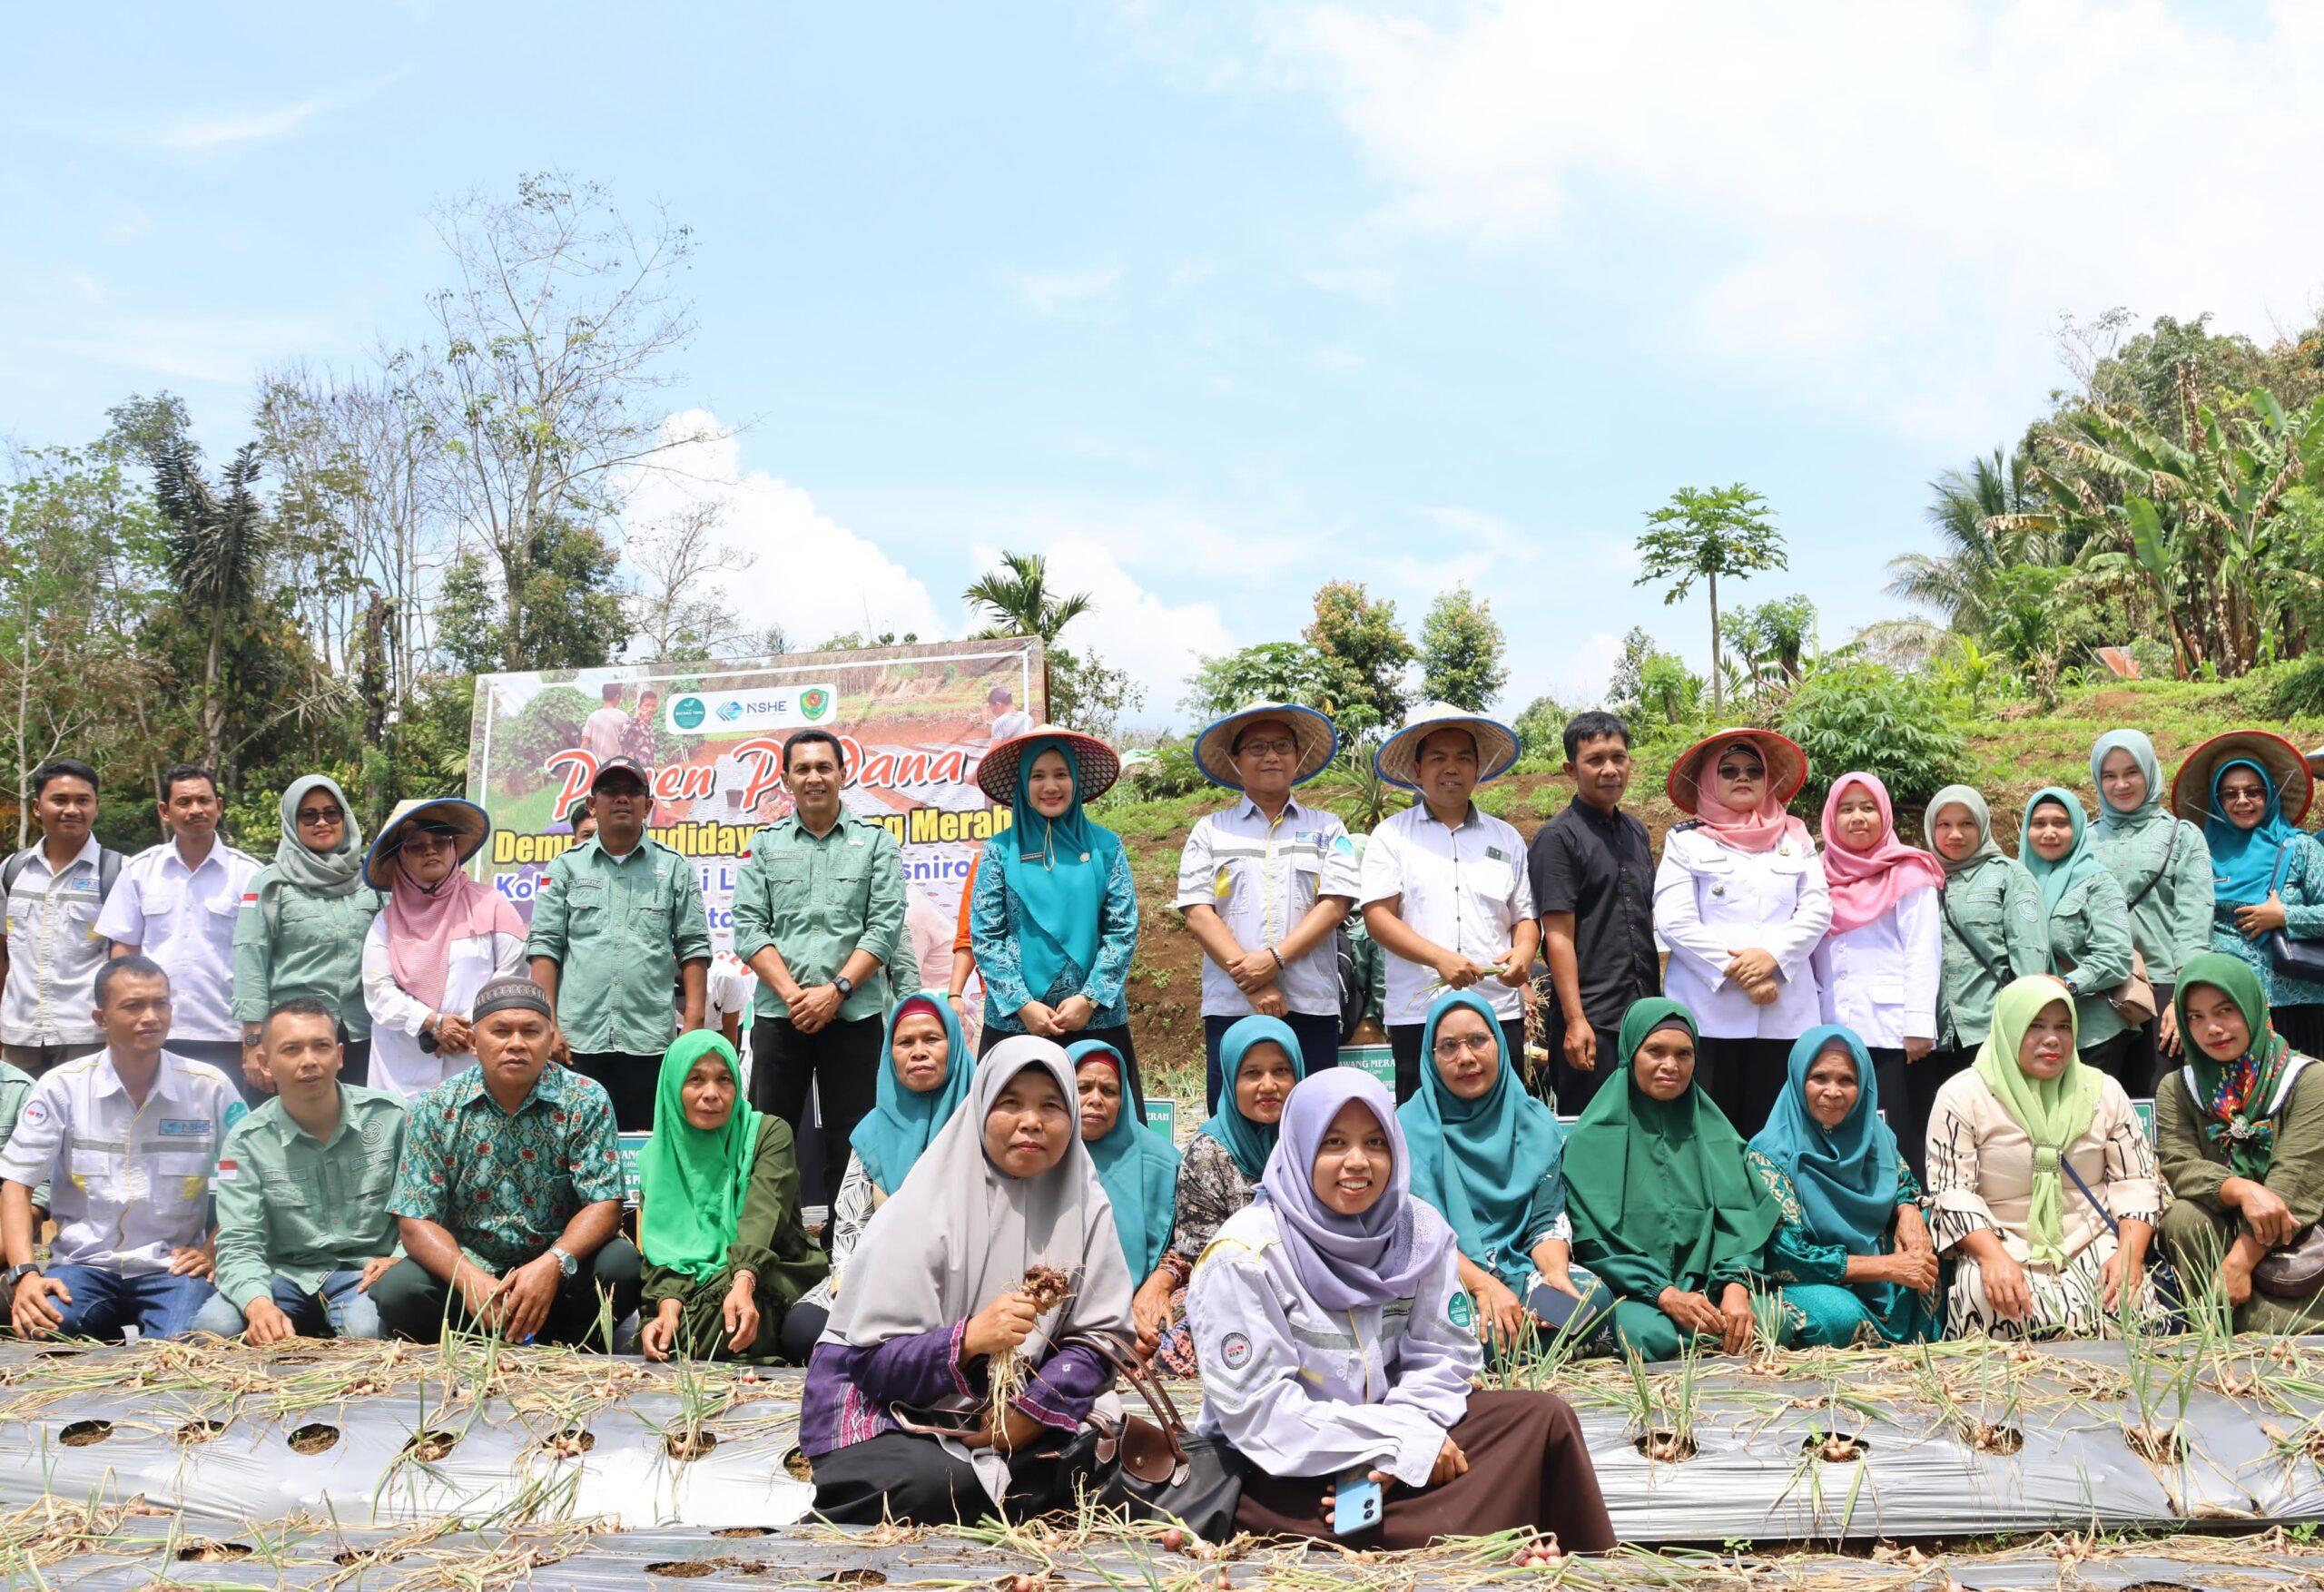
[387,1061,624,1273]
[3,836,111,1046]
[212,1084,408,1309]
[1177,796,1361,1018]
[0,1048,243,1274]
[94,840,262,1042]
[231,879,382,1039]
[1525,800,1659,1033]
[1653,823,1832,1040]
[730,811,906,1023]
[524,836,712,1052]
[1359,801,1536,1026]
[1935,857,2052,1048]
[1811,886,1941,1048]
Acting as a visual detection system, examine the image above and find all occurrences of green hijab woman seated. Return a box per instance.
[2158,954,2324,1332]
[636,1031,831,1363]
[1564,998,1783,1361]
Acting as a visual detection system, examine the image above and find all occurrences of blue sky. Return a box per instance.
[6,2,2320,730]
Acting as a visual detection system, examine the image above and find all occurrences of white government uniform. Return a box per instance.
[0,1049,241,1273]
[1177,795,1362,1018]
[93,840,261,1044]
[359,918,527,1100]
[1654,821,1833,1040]
[1359,801,1535,1026]
[1810,888,1942,1048]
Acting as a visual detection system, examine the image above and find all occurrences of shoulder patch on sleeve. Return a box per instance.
[1670,819,1702,834]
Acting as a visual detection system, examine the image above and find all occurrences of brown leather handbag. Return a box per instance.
[2252,1225,2324,1300]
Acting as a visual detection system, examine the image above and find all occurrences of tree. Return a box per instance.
[149,435,272,776]
[624,498,755,662]
[1051,647,1142,741]
[1728,593,1817,690]
[1606,627,1658,719]
[1305,580,1414,727]
[963,550,1093,646]
[1417,585,1508,711]
[1182,642,1344,721]
[1633,484,1787,715]
[417,172,718,672]
[1510,693,1571,760]
[1886,441,2059,634]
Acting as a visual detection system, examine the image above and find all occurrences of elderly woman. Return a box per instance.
[359,800,527,1100]
[233,776,381,1086]
[2018,789,2139,1076]
[1926,976,2164,1339]
[2090,729,2214,1093]
[802,1037,1134,1525]
[1746,1027,1939,1346]
[1564,998,1784,1360]
[1399,991,1606,1351]
[636,1032,829,1363]
[1068,1037,1181,1355]
[1189,1068,1616,1552]
[2157,954,2324,1332]
[1655,730,1832,1135]
[970,728,1141,1098]
[2182,732,2324,1056]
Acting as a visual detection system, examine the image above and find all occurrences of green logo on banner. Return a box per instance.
[1448,1290,1475,1330]
[800,688,832,722]
[672,695,706,730]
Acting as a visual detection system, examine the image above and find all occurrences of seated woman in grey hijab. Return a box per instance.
[799,1035,1136,1524]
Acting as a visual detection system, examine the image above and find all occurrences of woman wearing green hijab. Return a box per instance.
[2018,789,2138,1076]
[232,775,382,1085]
[2090,729,2214,1093]
[2158,954,2324,1332]
[637,1030,830,1363]
[1925,976,2163,1339]
[1564,998,1784,1361]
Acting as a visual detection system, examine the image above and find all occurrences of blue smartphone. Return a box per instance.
[1332,1473,1383,1536]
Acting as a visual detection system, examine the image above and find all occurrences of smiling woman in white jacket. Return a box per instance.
[359,799,528,1100]
[1655,731,1832,1136]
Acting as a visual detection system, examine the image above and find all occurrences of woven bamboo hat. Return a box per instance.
[2171,730,2315,827]
[975,725,1122,806]
[1666,728,1809,815]
[1192,703,1337,791]
[1374,703,1521,792]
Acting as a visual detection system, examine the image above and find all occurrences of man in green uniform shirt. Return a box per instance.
[527,756,713,1129]
[193,997,407,1341]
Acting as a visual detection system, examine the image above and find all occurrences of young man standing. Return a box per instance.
[1177,703,1359,1111]
[1,957,242,1341]
[731,729,905,1210]
[1527,712,1660,1113]
[194,997,407,1341]
[96,766,263,1103]
[1359,703,1538,1103]
[373,978,638,1346]
[527,755,712,1130]
[583,682,632,764]
[1,759,118,1076]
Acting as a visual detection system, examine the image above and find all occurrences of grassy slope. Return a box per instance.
[1101,680,2324,1106]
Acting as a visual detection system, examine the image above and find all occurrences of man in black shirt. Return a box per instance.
[1525,711,1659,1112]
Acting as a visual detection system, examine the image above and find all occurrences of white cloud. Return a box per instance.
[998,262,1125,320]
[155,98,328,152]
[1303,264,1395,302]
[624,411,945,651]
[1277,1,2324,443]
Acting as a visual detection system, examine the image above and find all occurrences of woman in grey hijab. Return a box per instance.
[231,775,380,1086]
[800,1035,1135,1523]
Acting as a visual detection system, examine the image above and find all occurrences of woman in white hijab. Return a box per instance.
[801,1035,1136,1524]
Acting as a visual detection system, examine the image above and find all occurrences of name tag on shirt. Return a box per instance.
[1486,846,1508,863]
[157,1118,212,1137]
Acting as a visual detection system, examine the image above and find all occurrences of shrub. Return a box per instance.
[1778,663,1971,811]
[2253,656,2324,720]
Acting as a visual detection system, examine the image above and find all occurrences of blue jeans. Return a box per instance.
[1203,1011,1343,1115]
[44,1264,217,1340]
[191,1269,384,1340]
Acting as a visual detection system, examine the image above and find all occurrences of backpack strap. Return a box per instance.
[5,847,121,899]
[1,850,27,897]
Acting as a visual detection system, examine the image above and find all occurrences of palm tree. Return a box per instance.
[1886,443,2053,633]
[153,437,272,777]
[963,551,1094,715]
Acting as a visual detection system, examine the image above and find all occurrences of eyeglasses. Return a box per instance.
[1432,1033,1497,1059]
[1236,738,1297,759]
[296,807,345,827]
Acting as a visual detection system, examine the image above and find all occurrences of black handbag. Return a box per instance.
[2252,1225,2324,1299]
[2261,850,2324,982]
[1059,1329,1244,1540]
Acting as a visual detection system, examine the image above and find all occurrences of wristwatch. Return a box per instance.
[833,974,855,998]
[549,1245,578,1278]
[5,1262,41,1292]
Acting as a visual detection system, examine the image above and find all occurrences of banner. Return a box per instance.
[463,638,1047,975]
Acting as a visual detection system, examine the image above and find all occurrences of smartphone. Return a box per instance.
[1332,1473,1383,1536]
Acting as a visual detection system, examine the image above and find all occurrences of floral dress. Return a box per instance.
[1152,1135,1255,1375]
[1747,1150,1938,1346]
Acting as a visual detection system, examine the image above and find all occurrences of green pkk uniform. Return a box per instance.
[1935,855,2051,1049]
[729,812,906,1022]
[2019,790,2136,1051]
[2087,732,2214,989]
[233,775,382,1040]
[524,837,714,1053]
[212,1085,409,1312]
[0,1060,42,1210]
[2157,955,2324,1334]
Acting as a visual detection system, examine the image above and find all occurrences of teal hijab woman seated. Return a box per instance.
[1563,998,1783,1361]
[635,1032,830,1364]
[1068,1037,1180,1354]
[1745,1027,1938,1346]
[1399,990,1607,1352]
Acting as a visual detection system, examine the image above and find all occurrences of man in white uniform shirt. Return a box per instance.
[96,766,263,1105]
[1177,703,1359,1112]
[1,957,241,1341]
[1359,703,1538,1104]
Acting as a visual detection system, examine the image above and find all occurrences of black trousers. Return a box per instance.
[567,1049,661,1132]
[778,1300,831,1366]
[1388,1018,1527,1106]
[2279,1005,2324,1059]
[2109,989,2171,1098]
[811,1429,1083,1526]
[1895,1043,1975,1185]
[2080,1030,2138,1093]
[369,1242,641,1349]
[1696,1035,1792,1138]
[980,1020,1146,1121]
[340,1037,371,1090]
[1540,1006,1624,1115]
[753,1014,885,1211]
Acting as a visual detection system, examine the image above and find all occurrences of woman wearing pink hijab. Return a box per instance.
[1809,773,1946,1179]
[359,799,529,1100]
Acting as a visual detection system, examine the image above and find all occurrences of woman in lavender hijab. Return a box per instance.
[1186,1068,1616,1550]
